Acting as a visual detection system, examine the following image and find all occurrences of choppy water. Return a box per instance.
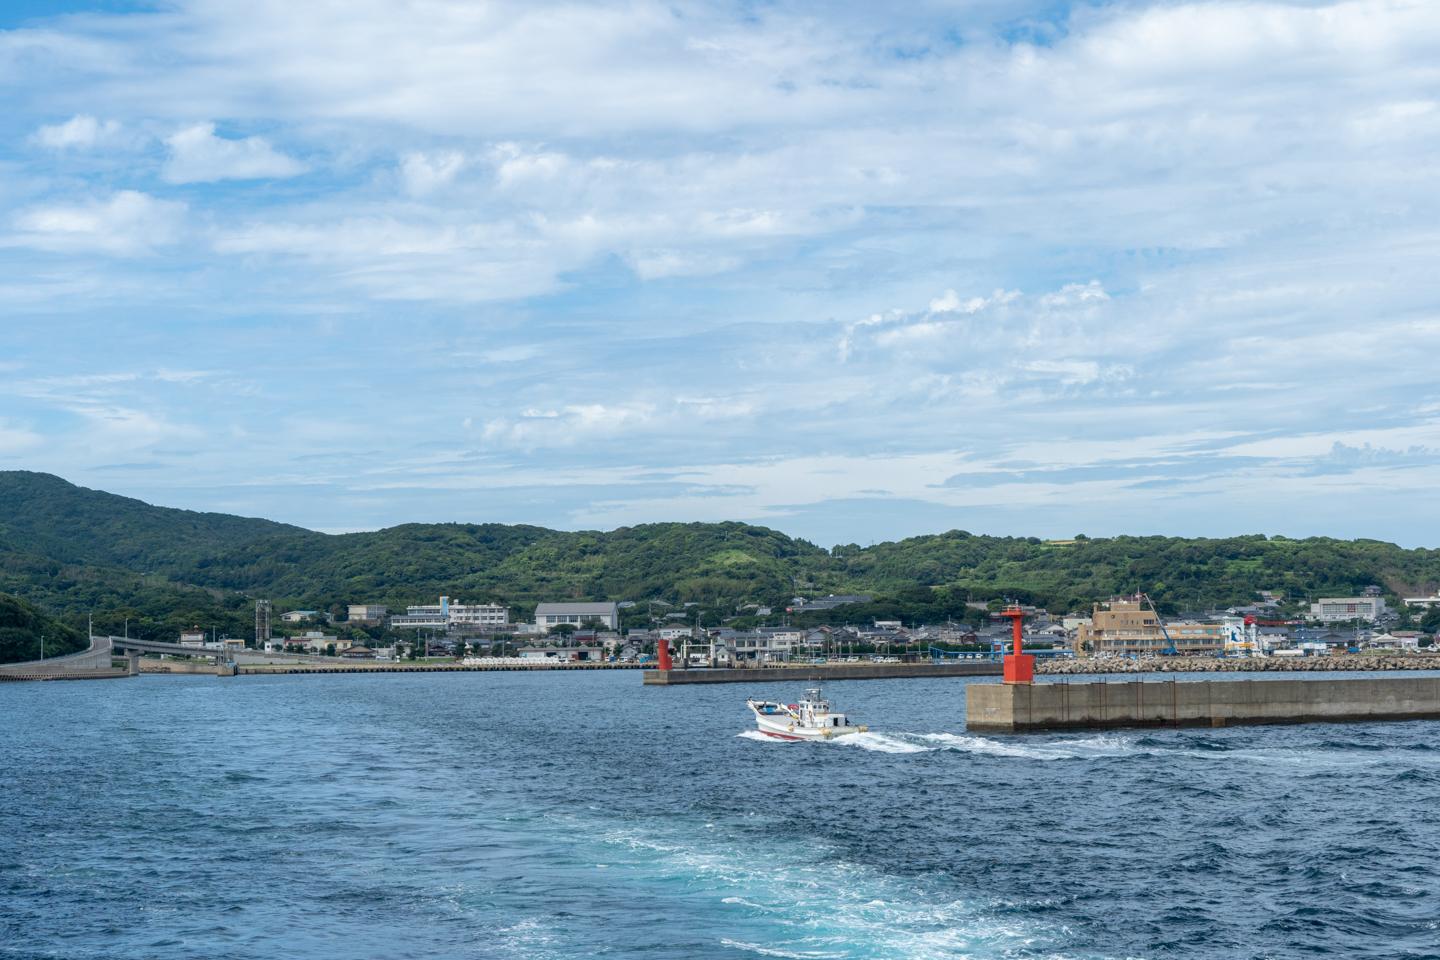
[3,672,1440,960]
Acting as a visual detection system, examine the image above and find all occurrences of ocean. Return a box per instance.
[3,671,1439,959]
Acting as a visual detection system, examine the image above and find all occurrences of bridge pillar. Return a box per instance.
[127,650,140,676]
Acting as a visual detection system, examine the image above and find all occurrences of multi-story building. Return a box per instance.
[391,601,509,630]
[534,602,620,631]
[1076,597,1224,656]
[348,604,388,624]
[1309,596,1387,623]
[389,597,508,630]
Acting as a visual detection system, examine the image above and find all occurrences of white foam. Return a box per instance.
[920,732,1137,760]
[736,730,798,743]
[836,731,930,754]
[720,939,846,958]
[585,819,1066,960]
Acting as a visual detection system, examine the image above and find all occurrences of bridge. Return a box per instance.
[0,635,238,681]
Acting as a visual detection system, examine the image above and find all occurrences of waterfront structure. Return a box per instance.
[1076,597,1224,657]
[1310,596,1387,623]
[390,596,508,630]
[348,604,387,623]
[534,602,620,630]
[786,594,873,613]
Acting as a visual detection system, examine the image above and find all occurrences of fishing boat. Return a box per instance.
[745,687,867,741]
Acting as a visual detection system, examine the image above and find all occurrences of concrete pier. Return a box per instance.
[966,675,1440,732]
[643,662,1002,685]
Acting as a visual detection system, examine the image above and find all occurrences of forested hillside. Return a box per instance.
[3,471,1440,660]
[0,591,85,663]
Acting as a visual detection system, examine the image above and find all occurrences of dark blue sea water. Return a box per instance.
[4,671,1440,960]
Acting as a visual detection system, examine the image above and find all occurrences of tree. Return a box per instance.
[1421,607,1440,634]
[453,639,468,659]
[324,643,336,657]
[550,623,577,638]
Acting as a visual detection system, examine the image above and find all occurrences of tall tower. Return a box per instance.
[255,599,272,649]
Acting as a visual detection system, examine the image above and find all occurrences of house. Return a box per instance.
[289,631,339,654]
[280,610,322,623]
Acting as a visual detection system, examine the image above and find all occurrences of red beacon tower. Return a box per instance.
[656,637,673,671]
[999,603,1033,684]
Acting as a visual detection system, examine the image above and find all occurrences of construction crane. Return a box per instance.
[1137,592,1178,655]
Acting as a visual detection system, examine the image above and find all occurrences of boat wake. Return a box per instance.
[740,726,1137,759]
[736,730,798,743]
[591,821,1070,959]
[837,730,1137,760]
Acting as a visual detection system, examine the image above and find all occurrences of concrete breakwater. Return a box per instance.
[1039,654,1440,675]
[642,662,1002,684]
[967,675,1440,732]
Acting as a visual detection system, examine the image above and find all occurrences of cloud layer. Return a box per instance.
[1,0,1438,546]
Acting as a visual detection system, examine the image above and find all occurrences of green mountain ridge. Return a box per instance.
[2,470,1440,662]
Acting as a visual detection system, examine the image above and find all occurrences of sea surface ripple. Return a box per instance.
[3,671,1439,959]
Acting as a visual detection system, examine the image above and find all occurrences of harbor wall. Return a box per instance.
[1039,654,1440,675]
[967,676,1440,732]
[643,662,1002,685]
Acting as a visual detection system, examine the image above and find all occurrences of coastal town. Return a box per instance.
[157,587,1440,669]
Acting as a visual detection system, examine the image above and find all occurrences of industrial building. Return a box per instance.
[534,602,620,630]
[347,604,388,623]
[1309,596,1387,623]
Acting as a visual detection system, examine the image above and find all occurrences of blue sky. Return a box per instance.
[2,0,1439,546]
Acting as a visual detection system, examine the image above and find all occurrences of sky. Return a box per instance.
[1,0,1439,547]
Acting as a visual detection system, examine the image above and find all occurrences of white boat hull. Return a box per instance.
[747,699,867,741]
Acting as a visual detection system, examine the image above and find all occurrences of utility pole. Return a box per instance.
[40,634,44,660]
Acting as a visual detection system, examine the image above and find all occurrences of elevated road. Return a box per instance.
[0,635,127,681]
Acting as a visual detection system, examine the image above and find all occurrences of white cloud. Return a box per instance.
[30,114,125,149]
[7,190,186,256]
[0,419,42,456]
[399,150,466,196]
[162,122,305,184]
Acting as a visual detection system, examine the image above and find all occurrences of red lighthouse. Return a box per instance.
[999,604,1033,684]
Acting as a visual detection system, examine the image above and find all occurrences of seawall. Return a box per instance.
[1040,654,1440,675]
[967,675,1440,732]
[643,662,1002,685]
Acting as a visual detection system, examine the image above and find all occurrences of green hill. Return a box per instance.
[0,591,86,663]
[2,470,1440,662]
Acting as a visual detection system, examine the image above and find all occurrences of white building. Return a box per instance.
[289,631,339,653]
[535,602,620,631]
[1310,597,1387,623]
[1403,595,1440,609]
[390,596,509,630]
[280,610,321,623]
